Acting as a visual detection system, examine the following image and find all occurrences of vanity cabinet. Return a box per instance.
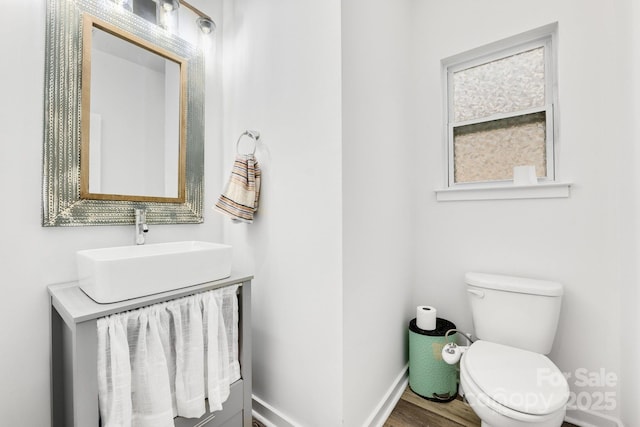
[49,273,253,427]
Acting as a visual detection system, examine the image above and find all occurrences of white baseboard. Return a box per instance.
[252,394,299,427]
[565,408,624,427]
[364,364,409,427]
[252,365,409,427]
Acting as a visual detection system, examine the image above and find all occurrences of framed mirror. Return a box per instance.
[81,15,187,203]
[42,0,204,226]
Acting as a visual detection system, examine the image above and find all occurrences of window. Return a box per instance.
[439,24,567,200]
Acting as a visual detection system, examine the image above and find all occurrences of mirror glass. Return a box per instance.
[81,16,186,202]
[42,0,205,226]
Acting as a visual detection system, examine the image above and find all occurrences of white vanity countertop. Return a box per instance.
[49,272,253,325]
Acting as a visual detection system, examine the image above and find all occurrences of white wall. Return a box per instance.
[621,1,640,426]
[0,1,224,425]
[341,0,415,425]
[221,0,344,425]
[222,0,420,424]
[412,0,634,423]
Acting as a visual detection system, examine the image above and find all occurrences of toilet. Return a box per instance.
[460,272,570,427]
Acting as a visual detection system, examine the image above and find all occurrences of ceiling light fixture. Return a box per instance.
[180,0,217,35]
[195,16,216,34]
[160,0,179,12]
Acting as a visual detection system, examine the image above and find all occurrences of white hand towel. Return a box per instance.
[214,154,261,223]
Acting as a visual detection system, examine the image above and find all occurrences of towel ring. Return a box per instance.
[236,130,260,155]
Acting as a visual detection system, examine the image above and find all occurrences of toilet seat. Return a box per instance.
[461,341,569,418]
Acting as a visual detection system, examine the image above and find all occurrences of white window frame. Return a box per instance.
[436,23,570,201]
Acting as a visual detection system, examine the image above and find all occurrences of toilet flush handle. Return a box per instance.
[467,288,485,298]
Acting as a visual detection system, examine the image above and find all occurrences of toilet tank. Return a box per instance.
[465,272,563,354]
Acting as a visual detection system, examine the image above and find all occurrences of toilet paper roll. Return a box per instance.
[416,306,437,331]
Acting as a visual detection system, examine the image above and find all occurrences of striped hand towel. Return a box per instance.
[214,154,261,223]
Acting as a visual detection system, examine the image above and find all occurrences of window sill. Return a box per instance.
[435,182,571,201]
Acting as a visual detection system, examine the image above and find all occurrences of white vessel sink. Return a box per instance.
[77,241,232,303]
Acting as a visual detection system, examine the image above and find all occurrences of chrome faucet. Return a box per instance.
[134,209,149,245]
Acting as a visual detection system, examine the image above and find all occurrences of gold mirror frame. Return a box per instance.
[80,14,188,203]
[42,0,204,226]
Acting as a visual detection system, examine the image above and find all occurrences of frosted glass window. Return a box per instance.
[453,47,545,122]
[443,24,557,187]
[453,112,546,183]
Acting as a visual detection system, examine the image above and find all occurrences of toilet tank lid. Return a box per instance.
[465,272,563,296]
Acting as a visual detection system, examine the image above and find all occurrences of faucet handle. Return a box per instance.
[134,208,149,245]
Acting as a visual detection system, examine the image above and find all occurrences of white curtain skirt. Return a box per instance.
[96,285,240,427]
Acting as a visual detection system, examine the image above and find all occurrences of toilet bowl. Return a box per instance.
[460,341,569,427]
[456,272,569,426]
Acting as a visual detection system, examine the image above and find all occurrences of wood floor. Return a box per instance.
[253,386,578,426]
[385,386,578,427]
[384,387,480,427]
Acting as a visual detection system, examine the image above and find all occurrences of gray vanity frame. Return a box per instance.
[49,273,253,427]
